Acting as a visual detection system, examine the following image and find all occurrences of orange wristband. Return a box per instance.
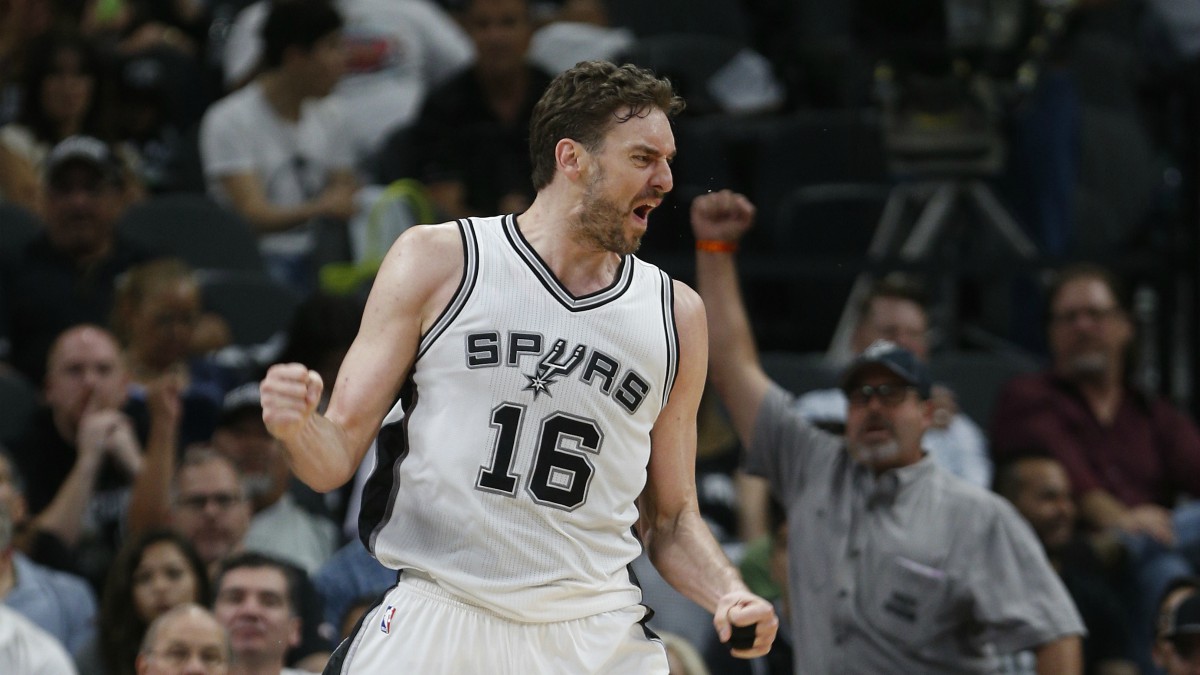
[696,239,738,253]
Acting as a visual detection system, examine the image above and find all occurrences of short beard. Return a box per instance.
[1063,352,1109,382]
[572,166,641,255]
[846,439,902,467]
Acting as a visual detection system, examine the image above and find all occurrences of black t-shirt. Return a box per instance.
[11,407,142,589]
[0,233,151,383]
[1059,537,1136,667]
[407,65,554,215]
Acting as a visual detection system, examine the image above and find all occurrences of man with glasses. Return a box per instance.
[170,447,254,577]
[137,603,230,675]
[0,135,151,384]
[791,275,992,488]
[166,447,332,672]
[691,189,1084,673]
[992,263,1200,671]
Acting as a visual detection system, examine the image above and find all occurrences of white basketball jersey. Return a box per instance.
[360,214,680,623]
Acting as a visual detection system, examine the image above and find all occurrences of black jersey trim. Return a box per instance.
[501,214,634,312]
[659,270,680,407]
[362,379,417,553]
[417,219,479,359]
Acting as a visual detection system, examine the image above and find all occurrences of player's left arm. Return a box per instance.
[637,280,778,659]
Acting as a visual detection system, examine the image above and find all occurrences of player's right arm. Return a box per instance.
[690,190,773,448]
[261,222,465,492]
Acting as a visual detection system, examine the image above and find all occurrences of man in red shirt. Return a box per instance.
[991,262,1200,672]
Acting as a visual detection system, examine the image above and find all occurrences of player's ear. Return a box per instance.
[555,139,585,181]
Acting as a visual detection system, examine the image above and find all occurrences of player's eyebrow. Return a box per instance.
[632,143,676,164]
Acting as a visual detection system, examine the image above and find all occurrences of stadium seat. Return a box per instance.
[604,0,750,42]
[928,349,1040,425]
[0,203,42,263]
[749,111,887,232]
[201,273,300,347]
[759,351,840,396]
[117,194,265,273]
[0,371,37,444]
[770,182,890,256]
[617,34,761,117]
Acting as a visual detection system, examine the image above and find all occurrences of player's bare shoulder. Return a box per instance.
[375,221,468,331]
[386,221,465,276]
[670,280,706,339]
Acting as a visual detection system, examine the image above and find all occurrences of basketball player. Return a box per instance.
[260,60,777,673]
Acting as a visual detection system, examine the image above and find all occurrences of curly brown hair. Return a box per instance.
[528,60,685,190]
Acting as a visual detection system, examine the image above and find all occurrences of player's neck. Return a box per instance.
[517,199,622,297]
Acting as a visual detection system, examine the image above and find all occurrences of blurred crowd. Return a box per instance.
[0,0,1198,673]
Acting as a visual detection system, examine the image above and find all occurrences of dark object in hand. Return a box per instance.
[728,623,757,651]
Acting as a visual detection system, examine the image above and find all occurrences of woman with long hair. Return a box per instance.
[77,528,212,675]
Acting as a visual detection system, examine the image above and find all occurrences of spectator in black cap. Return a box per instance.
[1155,590,1200,674]
[0,135,152,384]
[211,382,339,577]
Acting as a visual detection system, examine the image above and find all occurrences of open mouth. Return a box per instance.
[861,422,892,440]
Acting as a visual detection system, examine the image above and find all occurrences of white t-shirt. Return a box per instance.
[222,0,473,164]
[528,22,635,75]
[244,492,340,575]
[0,605,78,675]
[199,82,353,256]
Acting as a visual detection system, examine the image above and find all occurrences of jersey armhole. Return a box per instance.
[659,270,680,408]
[416,219,479,358]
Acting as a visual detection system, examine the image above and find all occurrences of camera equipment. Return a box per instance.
[826,0,1070,359]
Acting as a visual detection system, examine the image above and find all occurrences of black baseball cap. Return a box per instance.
[44,135,123,186]
[218,382,263,428]
[840,339,932,399]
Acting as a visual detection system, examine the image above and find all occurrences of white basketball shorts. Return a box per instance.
[325,572,669,674]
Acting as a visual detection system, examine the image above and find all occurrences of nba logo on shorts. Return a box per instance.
[380,605,397,634]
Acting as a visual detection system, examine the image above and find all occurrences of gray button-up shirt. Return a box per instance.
[747,385,1084,674]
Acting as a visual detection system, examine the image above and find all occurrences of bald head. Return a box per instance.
[43,324,129,434]
[137,603,229,675]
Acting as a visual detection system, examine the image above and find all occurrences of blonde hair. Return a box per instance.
[111,257,198,345]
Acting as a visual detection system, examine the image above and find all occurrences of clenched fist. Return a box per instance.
[261,363,324,443]
[690,189,756,243]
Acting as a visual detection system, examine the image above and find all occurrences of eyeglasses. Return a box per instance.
[1050,306,1121,326]
[146,645,227,668]
[176,492,243,512]
[845,384,915,408]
